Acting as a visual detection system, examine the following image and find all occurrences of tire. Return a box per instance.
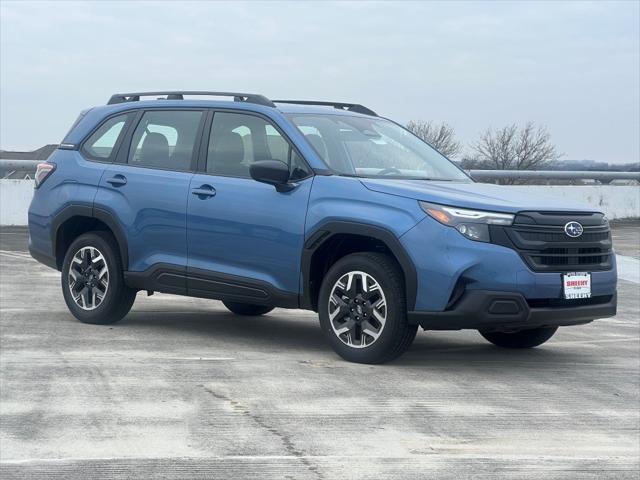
[61,231,137,325]
[223,301,274,316]
[318,252,417,364]
[479,326,558,349]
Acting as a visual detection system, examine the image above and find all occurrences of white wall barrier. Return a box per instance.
[503,185,640,220]
[0,179,638,226]
[1,180,36,226]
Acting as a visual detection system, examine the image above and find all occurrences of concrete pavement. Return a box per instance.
[1,224,638,479]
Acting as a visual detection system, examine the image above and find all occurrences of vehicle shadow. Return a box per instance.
[121,305,591,369]
[398,335,590,369]
[122,307,329,353]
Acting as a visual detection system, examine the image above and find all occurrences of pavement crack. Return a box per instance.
[203,386,325,480]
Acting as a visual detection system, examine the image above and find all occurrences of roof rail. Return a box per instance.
[107,91,275,107]
[273,100,377,116]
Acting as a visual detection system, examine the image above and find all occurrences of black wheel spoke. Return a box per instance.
[334,317,356,336]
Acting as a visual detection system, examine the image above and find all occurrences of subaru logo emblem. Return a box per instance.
[564,221,584,238]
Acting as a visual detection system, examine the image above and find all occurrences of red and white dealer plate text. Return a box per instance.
[563,272,592,299]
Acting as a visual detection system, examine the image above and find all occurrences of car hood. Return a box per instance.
[360,179,598,214]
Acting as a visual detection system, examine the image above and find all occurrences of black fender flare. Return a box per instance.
[300,221,418,311]
[51,204,130,270]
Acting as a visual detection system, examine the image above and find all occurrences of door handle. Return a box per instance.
[191,184,216,198]
[106,174,127,187]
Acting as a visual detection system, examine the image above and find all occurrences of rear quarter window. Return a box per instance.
[81,113,132,161]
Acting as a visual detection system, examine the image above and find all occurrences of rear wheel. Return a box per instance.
[318,252,417,364]
[480,327,558,349]
[223,301,274,316]
[61,232,136,325]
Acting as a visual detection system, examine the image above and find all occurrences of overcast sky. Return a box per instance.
[1,0,638,163]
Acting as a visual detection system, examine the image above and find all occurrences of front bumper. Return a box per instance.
[408,290,617,332]
[400,215,618,328]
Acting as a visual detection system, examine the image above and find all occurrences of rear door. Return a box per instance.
[68,112,135,208]
[186,110,313,304]
[94,109,205,291]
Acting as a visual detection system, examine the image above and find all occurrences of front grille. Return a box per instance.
[490,211,613,272]
[529,246,609,268]
[518,230,609,243]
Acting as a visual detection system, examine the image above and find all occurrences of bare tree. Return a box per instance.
[472,122,562,172]
[459,156,492,170]
[406,120,461,159]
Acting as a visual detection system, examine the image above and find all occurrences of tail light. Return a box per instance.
[35,163,56,188]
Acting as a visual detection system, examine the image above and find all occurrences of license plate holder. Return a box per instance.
[562,272,592,299]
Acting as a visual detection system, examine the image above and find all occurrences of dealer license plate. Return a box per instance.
[562,272,591,299]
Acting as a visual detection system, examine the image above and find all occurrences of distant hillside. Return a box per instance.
[0,144,58,160]
[458,157,639,172]
[549,160,639,172]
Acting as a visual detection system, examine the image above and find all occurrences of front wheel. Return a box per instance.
[480,327,558,349]
[318,252,417,364]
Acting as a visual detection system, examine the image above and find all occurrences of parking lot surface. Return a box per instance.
[1,224,638,479]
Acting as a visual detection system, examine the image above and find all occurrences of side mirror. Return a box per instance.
[249,160,294,192]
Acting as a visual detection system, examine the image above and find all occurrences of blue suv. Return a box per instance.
[28,91,617,363]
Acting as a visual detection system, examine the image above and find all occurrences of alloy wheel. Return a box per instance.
[328,271,387,348]
[68,246,109,310]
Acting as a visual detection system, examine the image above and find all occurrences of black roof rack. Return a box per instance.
[273,100,377,116]
[106,92,377,116]
[107,91,275,107]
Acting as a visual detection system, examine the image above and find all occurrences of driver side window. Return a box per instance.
[206,112,311,180]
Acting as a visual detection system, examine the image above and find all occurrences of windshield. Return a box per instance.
[287,114,470,181]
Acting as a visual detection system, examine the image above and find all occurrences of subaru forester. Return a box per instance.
[28,91,617,363]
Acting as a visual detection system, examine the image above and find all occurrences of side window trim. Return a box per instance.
[115,108,207,172]
[201,108,313,180]
[115,110,144,164]
[190,111,208,172]
[196,110,214,173]
[79,111,135,163]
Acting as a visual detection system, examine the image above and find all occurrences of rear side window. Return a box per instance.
[206,112,311,180]
[128,110,203,171]
[82,114,129,160]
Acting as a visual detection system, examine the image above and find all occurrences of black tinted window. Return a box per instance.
[206,112,310,179]
[82,114,129,160]
[128,110,203,170]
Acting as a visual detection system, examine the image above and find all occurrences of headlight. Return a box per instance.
[419,201,514,242]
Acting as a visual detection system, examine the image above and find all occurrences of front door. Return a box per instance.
[187,111,313,305]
